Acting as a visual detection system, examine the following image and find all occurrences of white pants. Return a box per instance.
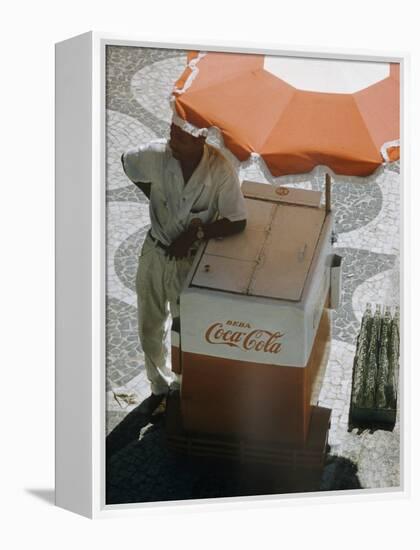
[136,234,194,395]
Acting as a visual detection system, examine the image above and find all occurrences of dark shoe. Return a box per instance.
[139,393,166,416]
[151,395,167,416]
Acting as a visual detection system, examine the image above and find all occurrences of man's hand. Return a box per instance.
[166,218,247,260]
[167,228,196,260]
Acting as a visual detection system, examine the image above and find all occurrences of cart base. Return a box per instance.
[166,391,331,492]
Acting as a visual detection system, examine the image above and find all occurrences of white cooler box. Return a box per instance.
[172,181,341,445]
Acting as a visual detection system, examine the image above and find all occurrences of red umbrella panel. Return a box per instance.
[172,52,400,178]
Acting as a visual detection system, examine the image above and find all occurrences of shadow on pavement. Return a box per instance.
[106,403,362,504]
[106,394,165,458]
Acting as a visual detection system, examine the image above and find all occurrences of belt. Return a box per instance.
[148,231,169,252]
[147,231,198,258]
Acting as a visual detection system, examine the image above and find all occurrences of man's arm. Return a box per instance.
[199,218,246,240]
[121,153,151,199]
[132,181,152,200]
[167,218,246,259]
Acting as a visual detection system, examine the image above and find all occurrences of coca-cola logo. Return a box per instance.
[205,320,284,354]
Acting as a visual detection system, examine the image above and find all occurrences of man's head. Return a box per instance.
[169,122,206,162]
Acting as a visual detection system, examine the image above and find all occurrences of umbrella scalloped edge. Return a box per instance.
[204,124,394,187]
[171,92,397,184]
[381,140,400,163]
[173,52,207,96]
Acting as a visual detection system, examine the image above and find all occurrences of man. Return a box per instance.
[121,118,247,406]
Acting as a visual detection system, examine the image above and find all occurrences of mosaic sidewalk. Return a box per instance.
[105,46,400,500]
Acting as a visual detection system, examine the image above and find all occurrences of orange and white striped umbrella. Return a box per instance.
[172,52,399,178]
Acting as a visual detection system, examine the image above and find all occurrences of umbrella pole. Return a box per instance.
[325,173,332,214]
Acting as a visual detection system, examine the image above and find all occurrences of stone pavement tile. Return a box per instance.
[106,202,150,305]
[337,169,400,255]
[113,226,150,296]
[131,56,188,124]
[106,297,143,388]
[106,45,185,137]
[107,109,158,191]
[352,269,399,325]
[331,247,395,344]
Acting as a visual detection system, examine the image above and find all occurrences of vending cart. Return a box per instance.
[167,176,341,489]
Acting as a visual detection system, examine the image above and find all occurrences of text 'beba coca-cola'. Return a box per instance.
[204,320,284,353]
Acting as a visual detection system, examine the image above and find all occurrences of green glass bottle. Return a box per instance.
[386,306,400,409]
[376,306,391,408]
[363,304,381,408]
[353,303,372,407]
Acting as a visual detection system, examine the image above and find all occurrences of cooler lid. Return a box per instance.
[242,180,322,207]
[190,191,326,301]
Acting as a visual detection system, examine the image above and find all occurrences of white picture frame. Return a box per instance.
[55,31,408,518]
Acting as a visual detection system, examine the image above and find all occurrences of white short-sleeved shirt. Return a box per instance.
[122,140,247,246]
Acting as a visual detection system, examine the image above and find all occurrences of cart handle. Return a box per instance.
[325,173,332,214]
